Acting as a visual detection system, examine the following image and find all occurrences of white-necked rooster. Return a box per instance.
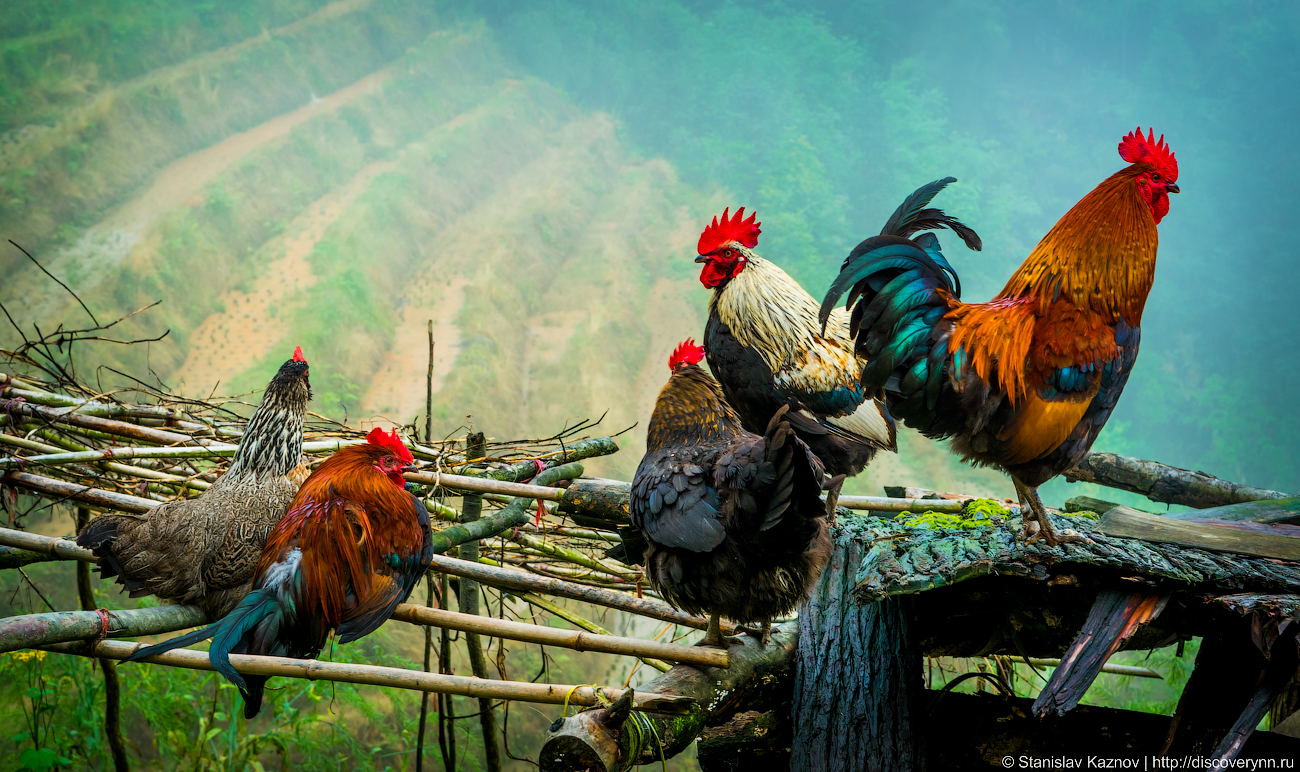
[694,205,975,477]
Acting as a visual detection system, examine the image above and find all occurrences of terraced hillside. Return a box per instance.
[1,2,1007,495]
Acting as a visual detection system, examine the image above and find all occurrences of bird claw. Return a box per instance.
[734,623,773,646]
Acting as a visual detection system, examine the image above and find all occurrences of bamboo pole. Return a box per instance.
[405,469,566,500]
[1024,658,1162,679]
[0,398,219,447]
[483,437,620,483]
[0,527,98,561]
[75,507,129,772]
[458,432,501,772]
[838,495,967,513]
[0,605,207,653]
[416,322,436,772]
[0,376,209,429]
[510,531,639,580]
[510,591,672,672]
[389,604,724,668]
[37,638,694,713]
[4,472,167,513]
[0,439,367,469]
[427,554,723,633]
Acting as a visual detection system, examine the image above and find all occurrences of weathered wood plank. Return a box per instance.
[1098,506,1300,561]
[1165,497,1300,526]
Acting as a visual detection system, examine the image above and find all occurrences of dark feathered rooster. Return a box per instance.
[125,428,432,718]
[694,205,956,477]
[632,340,838,646]
[78,347,311,619]
[820,129,1180,545]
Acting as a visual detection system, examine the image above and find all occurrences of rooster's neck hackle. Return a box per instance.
[227,373,309,479]
[998,167,1159,327]
[648,365,746,451]
[712,257,844,372]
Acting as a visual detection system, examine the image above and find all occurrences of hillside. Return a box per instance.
[0,3,1006,497]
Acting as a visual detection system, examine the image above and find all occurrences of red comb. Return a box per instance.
[697,207,761,255]
[366,427,414,465]
[292,345,306,364]
[1118,127,1177,180]
[668,339,706,371]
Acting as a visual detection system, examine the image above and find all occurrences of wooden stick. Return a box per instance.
[427,554,722,633]
[38,638,694,713]
[838,495,967,513]
[405,469,566,501]
[510,592,672,672]
[1098,506,1300,560]
[0,439,368,469]
[0,398,217,447]
[1066,452,1293,509]
[1,472,153,513]
[389,604,723,668]
[0,526,98,561]
[1023,658,1162,679]
[0,605,207,653]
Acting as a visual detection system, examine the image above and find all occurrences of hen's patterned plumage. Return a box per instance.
[632,352,835,643]
[77,352,311,618]
[125,433,432,718]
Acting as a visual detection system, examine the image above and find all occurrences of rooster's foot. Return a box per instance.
[735,621,773,646]
[700,614,736,649]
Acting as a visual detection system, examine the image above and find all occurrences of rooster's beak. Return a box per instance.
[694,255,709,264]
[1166,184,1180,194]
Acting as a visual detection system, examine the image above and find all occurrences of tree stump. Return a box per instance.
[791,526,926,771]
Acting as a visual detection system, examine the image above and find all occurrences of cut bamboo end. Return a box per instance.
[0,526,96,562]
[41,638,693,713]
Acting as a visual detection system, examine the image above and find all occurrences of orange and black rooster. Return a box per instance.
[78,347,311,619]
[125,428,432,718]
[694,203,973,476]
[820,128,1180,545]
[631,340,838,647]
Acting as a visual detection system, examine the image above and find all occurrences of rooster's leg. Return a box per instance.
[701,613,723,647]
[1013,478,1088,547]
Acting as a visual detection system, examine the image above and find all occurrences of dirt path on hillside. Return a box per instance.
[104,67,393,236]
[5,65,393,328]
[175,158,397,395]
[359,278,470,427]
[0,0,376,173]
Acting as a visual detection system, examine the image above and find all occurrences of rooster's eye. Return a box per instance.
[1150,173,1161,182]
[722,249,734,258]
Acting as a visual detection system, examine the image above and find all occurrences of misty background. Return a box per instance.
[2,0,1297,767]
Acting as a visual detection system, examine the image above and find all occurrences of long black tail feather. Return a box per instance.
[818,178,981,431]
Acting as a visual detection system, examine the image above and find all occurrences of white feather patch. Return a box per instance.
[262,547,302,589]
[824,401,895,447]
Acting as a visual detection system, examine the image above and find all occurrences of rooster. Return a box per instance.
[631,340,839,647]
[78,347,312,619]
[125,428,432,718]
[694,204,972,477]
[820,128,1180,545]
